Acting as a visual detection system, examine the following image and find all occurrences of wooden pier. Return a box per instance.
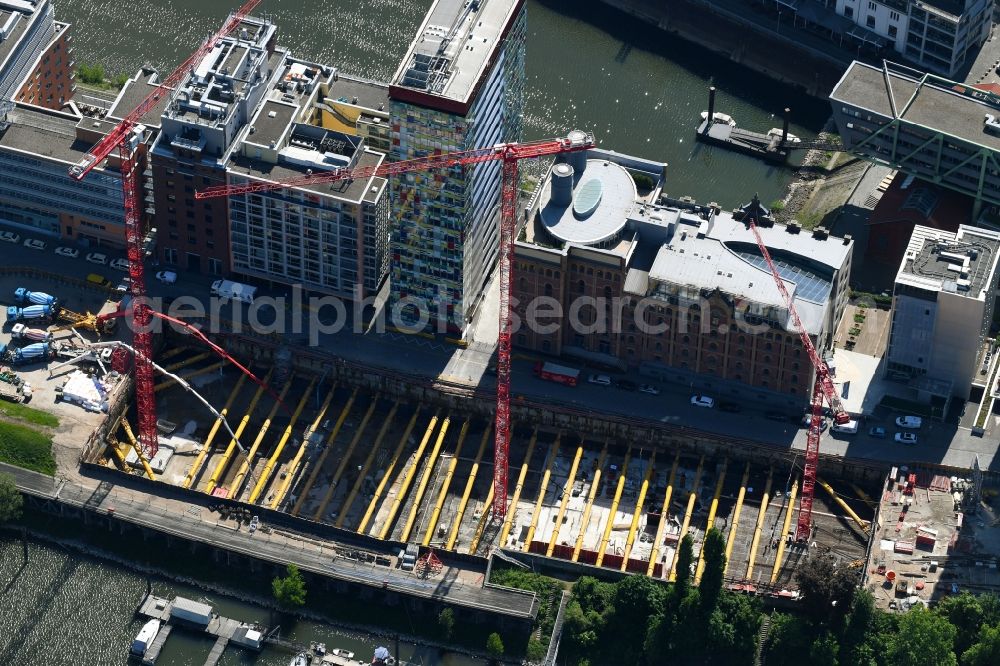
[136,594,265,666]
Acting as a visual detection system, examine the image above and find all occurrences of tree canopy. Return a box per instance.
[271,564,307,610]
[0,473,22,524]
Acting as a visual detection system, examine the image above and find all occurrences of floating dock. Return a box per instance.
[136,594,266,666]
[695,119,790,164]
[694,85,792,164]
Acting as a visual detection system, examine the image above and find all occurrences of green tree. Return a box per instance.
[606,574,666,664]
[795,553,858,625]
[0,473,22,523]
[704,592,762,664]
[486,632,504,657]
[841,589,879,666]
[437,607,455,640]
[271,564,306,610]
[938,592,985,657]
[673,533,695,602]
[888,607,957,666]
[963,623,1000,666]
[809,630,840,666]
[699,527,727,615]
[764,613,814,666]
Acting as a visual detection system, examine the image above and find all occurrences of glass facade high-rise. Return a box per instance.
[389,0,526,335]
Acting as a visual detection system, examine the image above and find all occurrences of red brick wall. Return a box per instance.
[511,251,814,397]
[151,151,231,276]
[16,24,73,111]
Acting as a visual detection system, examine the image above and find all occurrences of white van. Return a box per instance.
[831,419,859,435]
[210,279,257,304]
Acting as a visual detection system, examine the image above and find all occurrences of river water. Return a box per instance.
[53,0,831,207]
[1,3,832,664]
[0,536,480,666]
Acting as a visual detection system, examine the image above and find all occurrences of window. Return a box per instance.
[888,25,897,39]
[866,15,876,28]
[890,10,899,21]
[868,1,876,9]
[844,6,853,18]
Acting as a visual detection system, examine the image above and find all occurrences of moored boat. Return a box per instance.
[130,618,160,656]
[700,110,736,126]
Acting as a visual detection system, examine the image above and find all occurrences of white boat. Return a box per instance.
[331,649,355,659]
[289,653,309,666]
[767,128,801,143]
[130,618,160,656]
[700,111,736,127]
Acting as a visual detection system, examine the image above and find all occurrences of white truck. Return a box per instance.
[210,279,257,304]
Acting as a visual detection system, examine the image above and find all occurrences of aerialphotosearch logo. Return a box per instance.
[123,285,775,344]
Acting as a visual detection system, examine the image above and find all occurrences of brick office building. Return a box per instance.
[513,151,853,406]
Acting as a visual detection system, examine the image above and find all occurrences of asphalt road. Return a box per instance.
[1,235,997,474]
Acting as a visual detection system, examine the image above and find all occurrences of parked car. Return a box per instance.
[831,419,859,435]
[23,238,45,251]
[0,231,21,243]
[54,246,79,258]
[86,273,111,288]
[868,426,887,439]
[895,432,918,445]
[110,258,130,271]
[690,394,715,408]
[895,415,923,429]
[248,515,259,534]
[86,252,108,265]
[587,374,612,386]
[638,384,660,396]
[615,379,638,391]
[155,270,178,285]
[719,401,742,413]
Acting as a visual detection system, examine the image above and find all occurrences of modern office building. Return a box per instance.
[513,150,853,406]
[831,59,1000,219]
[0,61,166,247]
[224,56,390,300]
[388,0,526,334]
[148,16,281,275]
[886,223,1000,400]
[831,0,992,78]
[12,16,71,111]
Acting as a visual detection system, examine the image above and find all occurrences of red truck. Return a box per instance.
[533,361,581,387]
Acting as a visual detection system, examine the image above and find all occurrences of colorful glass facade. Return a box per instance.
[389,5,526,334]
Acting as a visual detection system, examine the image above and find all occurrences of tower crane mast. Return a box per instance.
[743,200,849,541]
[197,133,596,519]
[66,0,263,459]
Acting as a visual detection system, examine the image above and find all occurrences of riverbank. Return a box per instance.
[596,0,846,97]
[0,517,507,664]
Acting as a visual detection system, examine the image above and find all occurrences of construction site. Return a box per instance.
[0,258,877,595]
[4,8,1000,657]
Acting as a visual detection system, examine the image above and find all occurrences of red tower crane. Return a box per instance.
[742,197,849,542]
[197,133,596,519]
[67,0,263,459]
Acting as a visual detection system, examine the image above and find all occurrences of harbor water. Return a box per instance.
[0,536,481,666]
[52,0,831,207]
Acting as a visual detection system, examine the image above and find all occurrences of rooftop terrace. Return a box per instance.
[391,0,522,110]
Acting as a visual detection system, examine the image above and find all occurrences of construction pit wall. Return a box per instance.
[92,352,879,588]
